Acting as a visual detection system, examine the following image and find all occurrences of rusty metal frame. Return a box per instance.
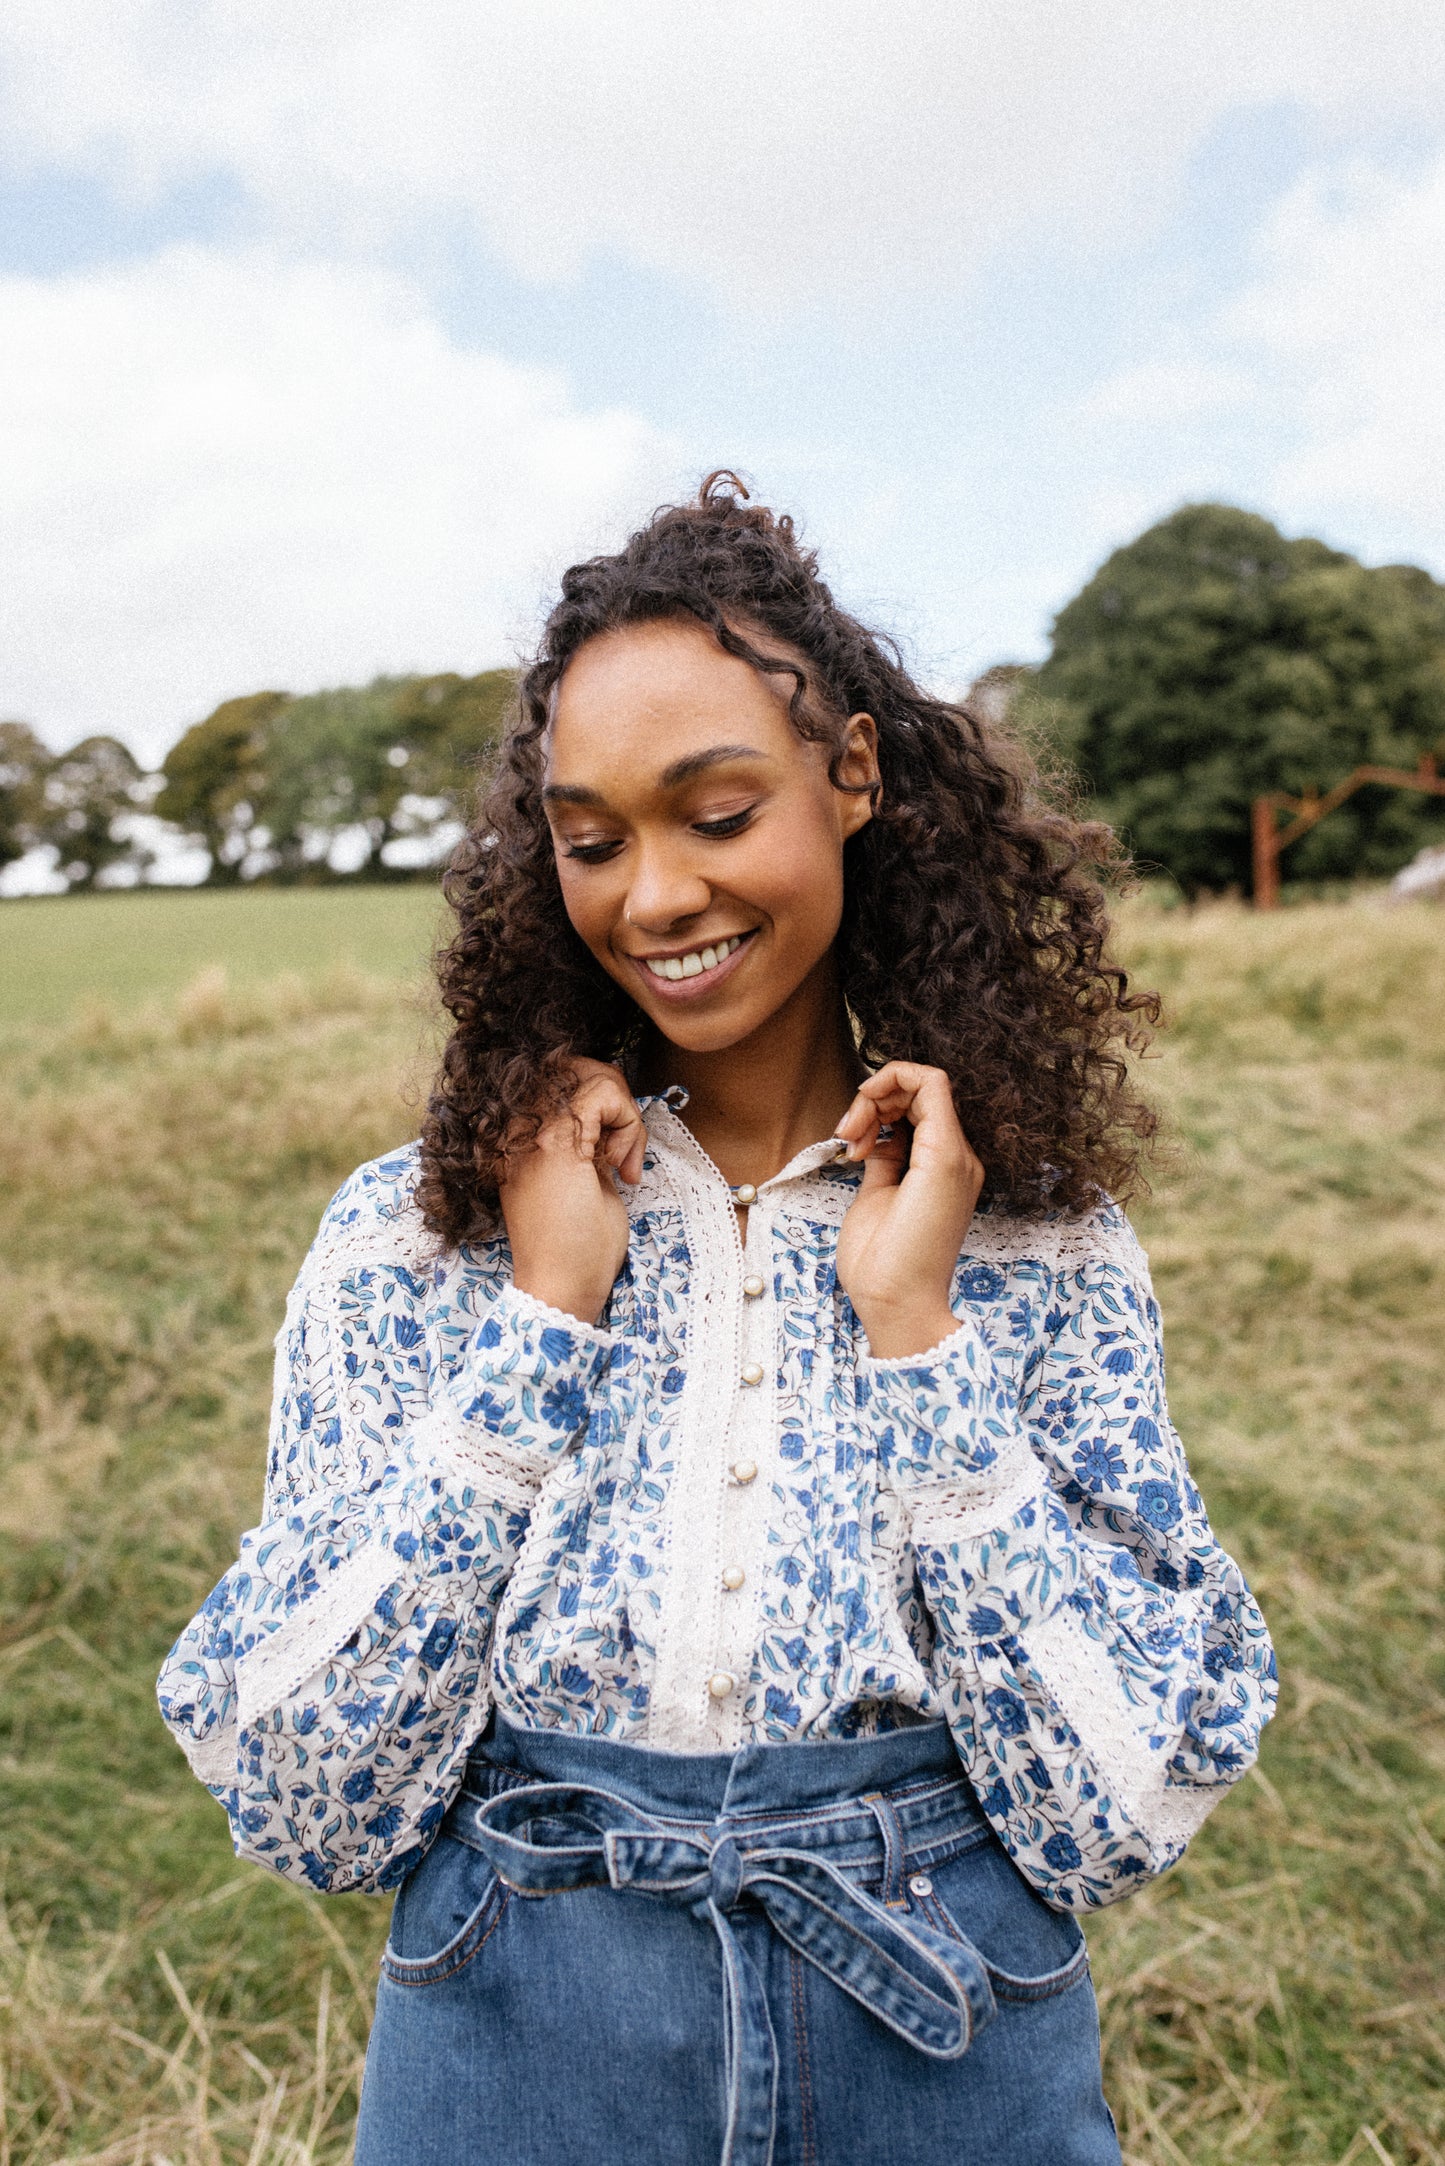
[1251,755,1445,908]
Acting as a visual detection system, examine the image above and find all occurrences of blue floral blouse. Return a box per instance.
[158,1100,1276,1909]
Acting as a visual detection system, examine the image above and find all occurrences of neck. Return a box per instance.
[641,957,862,1188]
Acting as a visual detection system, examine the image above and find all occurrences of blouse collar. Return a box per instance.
[638,1096,853,1200]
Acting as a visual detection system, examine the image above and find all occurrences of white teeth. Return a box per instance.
[644,935,743,983]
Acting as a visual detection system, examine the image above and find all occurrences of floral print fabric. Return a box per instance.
[158,1104,1275,1908]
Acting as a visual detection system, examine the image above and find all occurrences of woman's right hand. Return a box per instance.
[498,1059,646,1327]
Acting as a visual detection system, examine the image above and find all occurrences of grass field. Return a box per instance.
[1,885,1442,2163]
[0,888,447,1028]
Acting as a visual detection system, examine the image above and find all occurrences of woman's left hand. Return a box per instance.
[834,1062,985,1359]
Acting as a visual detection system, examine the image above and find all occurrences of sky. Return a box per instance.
[4,1,1445,769]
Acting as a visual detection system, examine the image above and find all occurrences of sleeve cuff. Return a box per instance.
[460,1282,614,1393]
[860,1310,985,1384]
[862,1312,1034,1506]
[429,1280,612,1484]
[490,1280,616,1365]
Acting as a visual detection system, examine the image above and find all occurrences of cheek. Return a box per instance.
[747,809,845,938]
[554,860,612,954]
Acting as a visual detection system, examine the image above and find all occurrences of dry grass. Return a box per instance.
[1,893,1443,2162]
[1094,900,1445,2165]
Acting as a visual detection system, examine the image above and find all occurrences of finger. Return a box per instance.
[856,1124,907,1192]
[844,1066,985,1190]
[616,1128,647,1186]
[857,1061,950,1115]
[836,1101,882,1160]
[600,1106,648,1183]
[835,1087,903,1145]
[836,1064,945,1142]
[574,1075,647,1175]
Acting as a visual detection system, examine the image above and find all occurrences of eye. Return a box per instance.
[694,806,757,840]
[562,838,624,863]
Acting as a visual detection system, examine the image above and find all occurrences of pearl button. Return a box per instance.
[742,1274,765,1298]
[908,1873,934,1899]
[707,1671,736,1699]
[734,1183,757,1205]
[731,1458,758,1485]
[721,1564,745,1590]
[740,1363,764,1386]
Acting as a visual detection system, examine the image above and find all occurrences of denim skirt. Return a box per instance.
[356,1713,1120,2166]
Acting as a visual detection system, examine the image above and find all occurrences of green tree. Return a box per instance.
[393,669,516,803]
[1033,504,1445,893]
[256,677,425,877]
[255,670,516,877]
[0,720,53,870]
[36,735,148,889]
[154,692,290,883]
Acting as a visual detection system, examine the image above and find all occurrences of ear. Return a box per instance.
[835,713,880,841]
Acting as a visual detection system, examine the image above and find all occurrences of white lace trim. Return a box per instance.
[498,1281,616,1353]
[860,1313,983,1377]
[962,1204,1147,1283]
[648,1159,1148,1286]
[175,1719,239,1790]
[296,1192,440,1293]
[904,1444,1046,1543]
[641,1106,751,1750]
[1023,1598,1210,1864]
[629,1149,684,1219]
[1149,1774,1228,1853]
[235,1545,401,1727]
[410,1399,546,1506]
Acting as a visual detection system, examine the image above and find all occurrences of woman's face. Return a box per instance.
[543,617,878,1054]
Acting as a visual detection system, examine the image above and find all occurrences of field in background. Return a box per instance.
[0,888,447,1028]
[1,888,1442,2164]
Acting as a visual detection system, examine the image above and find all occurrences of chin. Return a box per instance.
[646,1004,763,1053]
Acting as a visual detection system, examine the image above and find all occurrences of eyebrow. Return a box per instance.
[542,743,771,807]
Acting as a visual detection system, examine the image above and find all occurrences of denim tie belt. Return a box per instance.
[466,1777,998,2166]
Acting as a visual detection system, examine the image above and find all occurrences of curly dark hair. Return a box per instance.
[418,473,1159,1245]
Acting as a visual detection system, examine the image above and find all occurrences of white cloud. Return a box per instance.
[1224,158,1445,535]
[5,1,1445,310]
[1078,151,1445,564]
[0,247,671,762]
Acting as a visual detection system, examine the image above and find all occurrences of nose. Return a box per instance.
[624,840,711,932]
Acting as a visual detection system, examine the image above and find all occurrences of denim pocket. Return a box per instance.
[381,1830,510,1988]
[912,1842,1091,2004]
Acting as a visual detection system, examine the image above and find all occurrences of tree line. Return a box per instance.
[6,502,1445,898]
[1,671,516,892]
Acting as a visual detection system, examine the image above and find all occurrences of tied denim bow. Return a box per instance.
[468,1778,998,2166]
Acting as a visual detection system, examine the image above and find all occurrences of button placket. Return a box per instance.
[708,1194,777,1723]
[637,1105,840,1753]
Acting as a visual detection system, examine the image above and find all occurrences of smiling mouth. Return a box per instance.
[628,928,757,996]
[642,933,745,981]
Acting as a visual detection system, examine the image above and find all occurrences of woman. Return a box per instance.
[160,476,1276,2165]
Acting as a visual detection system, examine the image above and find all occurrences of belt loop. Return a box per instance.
[864,1791,908,1910]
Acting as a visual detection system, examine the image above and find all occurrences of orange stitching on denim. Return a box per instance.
[790,1946,817,2166]
[385,1886,511,1990]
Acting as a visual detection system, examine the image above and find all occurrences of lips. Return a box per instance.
[626,928,757,1001]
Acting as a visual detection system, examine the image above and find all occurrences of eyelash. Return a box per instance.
[564,807,757,863]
